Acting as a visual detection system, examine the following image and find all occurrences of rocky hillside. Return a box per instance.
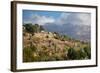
[23,24,91,62]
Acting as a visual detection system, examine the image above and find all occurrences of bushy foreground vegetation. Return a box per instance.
[67,47,91,60]
[23,23,91,62]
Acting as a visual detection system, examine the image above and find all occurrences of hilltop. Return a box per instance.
[23,24,91,62]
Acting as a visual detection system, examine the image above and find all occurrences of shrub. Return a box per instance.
[84,47,91,59]
[67,47,90,60]
[67,48,78,60]
[23,44,37,62]
[46,35,49,38]
[78,48,87,59]
[24,23,45,33]
[23,47,33,62]
[24,24,35,33]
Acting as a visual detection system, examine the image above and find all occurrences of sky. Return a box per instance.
[23,10,91,26]
[23,10,91,41]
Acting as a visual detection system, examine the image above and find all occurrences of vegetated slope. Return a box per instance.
[23,24,91,62]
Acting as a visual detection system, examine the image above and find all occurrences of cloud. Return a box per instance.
[55,13,71,25]
[24,14,55,25]
[24,11,91,27]
[43,12,91,41]
[55,12,91,26]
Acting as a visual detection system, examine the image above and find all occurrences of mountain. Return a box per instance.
[43,23,91,42]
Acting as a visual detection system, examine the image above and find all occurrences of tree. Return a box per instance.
[40,25,44,31]
[78,48,87,59]
[67,47,89,60]
[24,23,35,33]
[84,47,91,59]
[63,35,71,40]
[24,23,45,33]
[34,24,40,32]
[67,48,78,60]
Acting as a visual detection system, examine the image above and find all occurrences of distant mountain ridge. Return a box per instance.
[43,23,91,42]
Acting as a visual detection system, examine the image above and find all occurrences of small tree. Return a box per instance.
[78,48,87,59]
[67,48,78,60]
[24,23,35,33]
[24,23,44,33]
[84,47,91,59]
[40,25,44,31]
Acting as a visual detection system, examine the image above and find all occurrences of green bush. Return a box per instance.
[23,23,45,33]
[23,23,35,33]
[67,48,78,60]
[78,48,87,59]
[23,47,33,62]
[23,44,37,62]
[84,47,91,59]
[67,48,88,60]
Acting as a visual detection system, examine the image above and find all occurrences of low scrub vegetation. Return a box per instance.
[23,23,91,62]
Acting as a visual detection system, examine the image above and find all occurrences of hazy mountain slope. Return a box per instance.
[43,23,91,42]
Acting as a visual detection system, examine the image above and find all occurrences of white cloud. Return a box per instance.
[55,13,71,25]
[24,12,91,26]
[56,12,91,26]
[76,13,91,25]
[24,14,55,25]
